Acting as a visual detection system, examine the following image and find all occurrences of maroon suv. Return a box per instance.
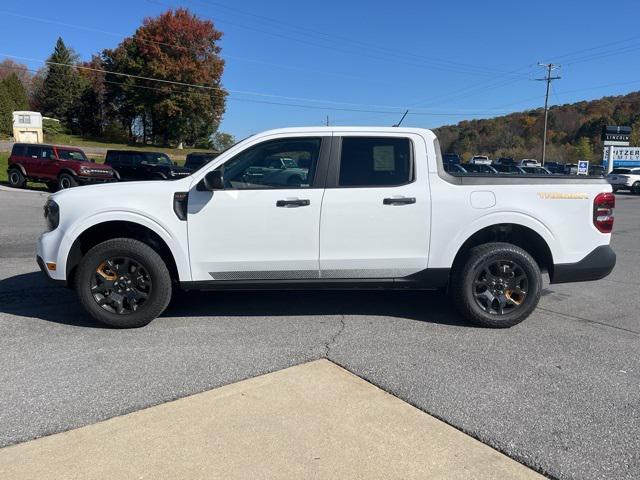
[7,143,115,191]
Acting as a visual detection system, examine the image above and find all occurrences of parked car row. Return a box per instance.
[443,154,606,177]
[6,143,220,191]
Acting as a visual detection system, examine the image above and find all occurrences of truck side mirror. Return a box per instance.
[198,170,224,191]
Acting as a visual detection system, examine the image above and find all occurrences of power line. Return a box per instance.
[0,9,413,88]
[181,0,529,77]
[0,52,446,111]
[536,63,561,165]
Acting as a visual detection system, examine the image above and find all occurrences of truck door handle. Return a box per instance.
[276,198,310,207]
[383,197,416,205]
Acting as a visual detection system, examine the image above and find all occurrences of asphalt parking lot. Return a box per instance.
[0,186,638,480]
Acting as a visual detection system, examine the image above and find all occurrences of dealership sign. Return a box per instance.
[602,125,631,146]
[603,146,640,168]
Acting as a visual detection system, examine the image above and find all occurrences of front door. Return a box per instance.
[187,134,330,281]
[319,135,431,279]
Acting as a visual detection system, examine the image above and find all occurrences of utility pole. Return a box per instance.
[325,115,329,126]
[536,63,561,165]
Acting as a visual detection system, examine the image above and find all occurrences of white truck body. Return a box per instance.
[36,127,616,328]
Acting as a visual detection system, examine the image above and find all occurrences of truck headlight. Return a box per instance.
[44,199,60,231]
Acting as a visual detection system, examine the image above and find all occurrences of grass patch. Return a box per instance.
[44,134,210,159]
[0,153,8,183]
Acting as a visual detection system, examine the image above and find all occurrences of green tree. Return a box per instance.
[574,137,593,161]
[41,37,85,129]
[1,72,29,111]
[103,8,226,145]
[0,83,12,136]
[210,131,235,151]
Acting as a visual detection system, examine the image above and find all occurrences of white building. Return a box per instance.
[12,111,43,144]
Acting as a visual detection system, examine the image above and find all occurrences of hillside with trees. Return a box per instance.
[435,91,640,163]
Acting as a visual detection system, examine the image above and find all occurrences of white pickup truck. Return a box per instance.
[37,127,616,328]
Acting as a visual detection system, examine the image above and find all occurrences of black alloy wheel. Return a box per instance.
[90,257,152,315]
[472,259,528,315]
[450,242,541,328]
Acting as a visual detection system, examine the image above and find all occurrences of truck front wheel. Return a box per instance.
[451,242,541,328]
[75,238,172,328]
[58,173,78,189]
[8,169,26,188]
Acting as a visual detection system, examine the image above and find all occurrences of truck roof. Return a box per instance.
[250,126,437,138]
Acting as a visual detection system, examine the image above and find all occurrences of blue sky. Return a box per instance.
[1,0,639,138]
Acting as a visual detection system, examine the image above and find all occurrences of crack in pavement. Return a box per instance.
[323,315,346,357]
[537,307,640,335]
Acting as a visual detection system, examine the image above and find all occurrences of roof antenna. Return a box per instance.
[393,109,409,127]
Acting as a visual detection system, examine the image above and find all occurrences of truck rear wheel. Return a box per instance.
[75,238,172,328]
[8,169,26,189]
[451,242,541,328]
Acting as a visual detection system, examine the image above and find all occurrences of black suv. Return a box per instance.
[184,152,218,171]
[105,150,192,181]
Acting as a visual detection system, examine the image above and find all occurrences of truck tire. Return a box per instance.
[450,242,542,328]
[8,169,26,189]
[75,238,172,328]
[58,173,78,189]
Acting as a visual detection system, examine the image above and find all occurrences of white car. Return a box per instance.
[37,127,616,329]
[607,168,640,194]
[469,155,492,165]
[519,159,540,167]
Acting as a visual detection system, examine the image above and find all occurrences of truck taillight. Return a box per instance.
[593,192,615,233]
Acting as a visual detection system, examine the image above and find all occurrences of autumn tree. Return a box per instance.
[631,119,640,146]
[103,8,226,145]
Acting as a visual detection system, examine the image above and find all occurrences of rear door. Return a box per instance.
[117,153,137,180]
[319,134,431,279]
[25,145,43,177]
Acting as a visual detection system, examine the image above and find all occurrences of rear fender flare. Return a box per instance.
[8,163,26,175]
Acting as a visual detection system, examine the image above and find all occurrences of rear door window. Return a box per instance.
[26,145,42,158]
[119,153,134,167]
[338,137,413,187]
[40,146,55,160]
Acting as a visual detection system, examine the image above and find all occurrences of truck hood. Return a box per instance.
[51,176,192,204]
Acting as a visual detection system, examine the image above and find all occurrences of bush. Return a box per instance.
[43,118,67,136]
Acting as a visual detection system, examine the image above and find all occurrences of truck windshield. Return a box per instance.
[58,150,88,161]
[144,153,173,166]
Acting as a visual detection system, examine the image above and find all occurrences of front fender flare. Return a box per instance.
[57,211,191,282]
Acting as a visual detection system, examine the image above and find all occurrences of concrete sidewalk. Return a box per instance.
[0,360,542,479]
